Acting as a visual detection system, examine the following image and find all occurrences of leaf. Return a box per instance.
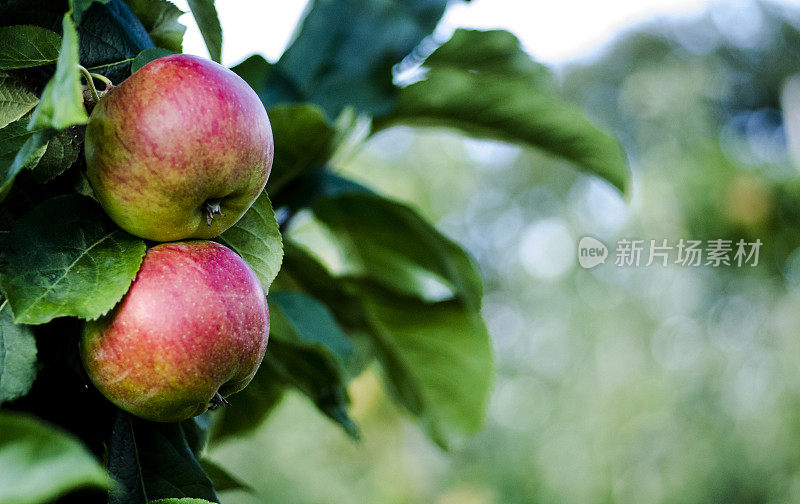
[131,47,174,74]
[148,499,216,504]
[108,410,219,504]
[377,29,631,193]
[0,25,61,69]
[217,190,283,294]
[270,291,354,364]
[358,289,493,448]
[29,126,80,183]
[0,412,110,504]
[230,54,271,97]
[198,459,253,493]
[0,300,37,405]
[29,14,87,131]
[186,0,221,63]
[266,104,336,195]
[0,119,46,199]
[210,363,284,442]
[181,413,211,457]
[266,291,359,439]
[312,193,483,307]
[124,0,186,52]
[265,0,450,118]
[0,194,146,325]
[72,0,112,25]
[0,127,51,200]
[80,0,156,84]
[0,73,37,129]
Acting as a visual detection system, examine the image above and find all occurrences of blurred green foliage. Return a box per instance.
[207,1,800,503]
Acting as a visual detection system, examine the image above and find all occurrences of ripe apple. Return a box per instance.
[84,54,274,242]
[80,241,270,422]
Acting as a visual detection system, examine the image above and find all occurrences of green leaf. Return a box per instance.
[313,193,483,307]
[217,190,283,294]
[0,73,37,129]
[270,291,354,364]
[0,194,146,325]
[198,459,253,493]
[211,364,284,442]
[0,120,46,200]
[79,1,156,84]
[0,25,61,70]
[230,54,271,96]
[266,104,336,195]
[0,127,50,200]
[29,14,88,131]
[148,499,216,504]
[265,0,449,118]
[108,410,219,504]
[266,291,359,439]
[359,289,493,448]
[131,47,174,74]
[29,127,80,183]
[0,300,36,405]
[124,0,186,52]
[378,29,630,193]
[187,0,221,63]
[72,0,111,25]
[182,413,211,457]
[0,412,110,504]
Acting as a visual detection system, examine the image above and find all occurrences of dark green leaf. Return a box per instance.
[217,190,283,294]
[29,126,80,183]
[265,0,449,118]
[0,25,61,69]
[358,289,493,448]
[0,412,110,504]
[182,413,211,457]
[378,29,631,193]
[313,193,483,307]
[198,459,252,493]
[72,0,112,25]
[210,364,284,442]
[266,292,359,439]
[80,0,156,84]
[230,54,271,97]
[0,73,37,128]
[108,410,220,504]
[0,194,147,325]
[0,300,36,405]
[0,119,46,200]
[124,0,185,52]
[187,0,221,63]
[131,47,174,74]
[266,104,336,195]
[29,14,87,130]
[0,128,51,200]
[270,291,354,364]
[148,499,216,504]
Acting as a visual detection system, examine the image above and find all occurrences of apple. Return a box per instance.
[84,54,274,242]
[80,241,270,422]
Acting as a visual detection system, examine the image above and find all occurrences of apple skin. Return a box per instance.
[85,54,273,242]
[80,241,270,422]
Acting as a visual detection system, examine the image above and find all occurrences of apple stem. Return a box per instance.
[78,65,114,104]
[209,392,231,410]
[202,199,226,226]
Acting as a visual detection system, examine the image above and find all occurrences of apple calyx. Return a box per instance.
[208,392,231,410]
[202,199,226,226]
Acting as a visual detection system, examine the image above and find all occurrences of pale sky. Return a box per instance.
[171,0,723,66]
